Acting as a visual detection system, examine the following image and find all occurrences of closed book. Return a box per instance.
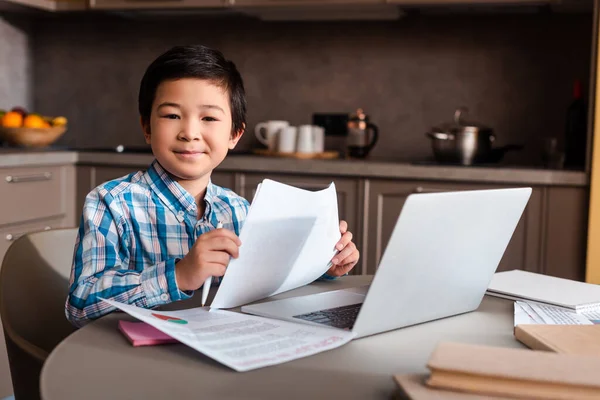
[426,342,600,400]
[487,270,600,312]
[394,374,507,400]
[515,324,600,356]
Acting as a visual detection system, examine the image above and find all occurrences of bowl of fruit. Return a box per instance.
[0,107,68,147]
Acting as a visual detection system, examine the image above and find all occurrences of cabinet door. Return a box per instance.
[242,173,362,272]
[211,171,237,192]
[363,179,542,276]
[543,187,589,281]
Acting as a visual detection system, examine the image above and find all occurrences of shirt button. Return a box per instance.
[160,294,169,301]
[177,211,185,217]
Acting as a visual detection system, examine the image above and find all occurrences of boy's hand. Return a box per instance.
[327,220,360,277]
[175,227,241,292]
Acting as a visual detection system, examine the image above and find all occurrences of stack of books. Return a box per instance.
[394,342,600,399]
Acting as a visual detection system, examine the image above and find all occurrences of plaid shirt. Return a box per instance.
[66,160,249,327]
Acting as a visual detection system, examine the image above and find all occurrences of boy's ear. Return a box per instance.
[141,117,151,144]
[228,123,245,150]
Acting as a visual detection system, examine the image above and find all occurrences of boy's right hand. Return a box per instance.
[175,227,242,292]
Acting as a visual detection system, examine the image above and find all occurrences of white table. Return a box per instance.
[41,276,523,399]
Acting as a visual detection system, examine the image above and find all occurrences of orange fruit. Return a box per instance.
[2,111,23,128]
[23,114,46,129]
[51,116,67,127]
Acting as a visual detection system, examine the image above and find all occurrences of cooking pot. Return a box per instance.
[426,108,520,165]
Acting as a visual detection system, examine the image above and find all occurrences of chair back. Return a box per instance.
[0,227,78,399]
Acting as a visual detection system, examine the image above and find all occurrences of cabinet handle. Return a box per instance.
[6,226,51,242]
[414,186,451,194]
[5,172,52,183]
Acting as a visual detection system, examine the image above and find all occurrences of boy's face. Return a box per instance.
[143,78,242,187]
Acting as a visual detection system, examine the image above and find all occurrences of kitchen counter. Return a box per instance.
[0,149,77,168]
[76,152,588,187]
[0,149,588,187]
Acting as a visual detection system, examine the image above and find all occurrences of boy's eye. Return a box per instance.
[203,116,219,122]
[161,114,180,120]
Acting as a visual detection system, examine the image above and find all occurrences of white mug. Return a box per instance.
[278,126,297,153]
[296,125,315,154]
[313,126,325,153]
[254,120,289,152]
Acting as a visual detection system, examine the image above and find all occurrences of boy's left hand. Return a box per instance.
[326,220,360,277]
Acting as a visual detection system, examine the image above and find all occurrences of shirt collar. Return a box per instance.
[145,160,217,221]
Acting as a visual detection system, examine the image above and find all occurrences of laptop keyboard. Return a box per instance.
[293,303,362,330]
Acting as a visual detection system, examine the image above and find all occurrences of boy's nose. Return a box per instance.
[178,122,203,142]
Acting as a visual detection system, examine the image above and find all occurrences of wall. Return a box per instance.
[32,12,593,165]
[0,14,31,112]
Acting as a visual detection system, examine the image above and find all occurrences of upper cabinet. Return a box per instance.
[0,0,85,11]
[87,0,388,11]
[88,0,226,10]
[1,0,587,12]
[232,0,385,5]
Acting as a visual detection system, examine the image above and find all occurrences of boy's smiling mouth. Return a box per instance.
[173,149,206,158]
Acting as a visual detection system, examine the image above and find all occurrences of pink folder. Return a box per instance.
[118,320,179,347]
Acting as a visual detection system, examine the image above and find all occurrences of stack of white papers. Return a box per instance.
[514,300,600,326]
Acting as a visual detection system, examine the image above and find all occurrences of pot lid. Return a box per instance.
[432,107,493,134]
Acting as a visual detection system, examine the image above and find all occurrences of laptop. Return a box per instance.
[241,187,532,339]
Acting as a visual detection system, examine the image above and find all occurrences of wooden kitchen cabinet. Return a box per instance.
[87,0,227,10]
[74,162,589,281]
[361,178,544,276]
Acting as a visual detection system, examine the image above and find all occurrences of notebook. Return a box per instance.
[486,270,600,312]
[515,324,600,356]
[118,320,178,347]
[425,342,600,399]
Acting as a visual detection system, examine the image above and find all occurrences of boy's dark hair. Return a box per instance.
[138,45,247,136]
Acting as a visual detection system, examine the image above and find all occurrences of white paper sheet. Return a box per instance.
[514,302,538,326]
[211,179,341,309]
[529,302,593,325]
[514,300,593,326]
[102,299,355,372]
[582,310,600,323]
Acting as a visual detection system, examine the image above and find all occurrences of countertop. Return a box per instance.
[0,148,589,187]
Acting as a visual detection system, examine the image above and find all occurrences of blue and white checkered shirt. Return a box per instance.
[66,160,249,327]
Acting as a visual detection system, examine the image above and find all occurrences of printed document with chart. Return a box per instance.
[102,299,354,372]
[210,178,342,309]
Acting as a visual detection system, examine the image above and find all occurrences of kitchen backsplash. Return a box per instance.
[0,16,31,112]
[30,12,592,164]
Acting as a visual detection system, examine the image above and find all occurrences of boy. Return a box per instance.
[66,45,360,328]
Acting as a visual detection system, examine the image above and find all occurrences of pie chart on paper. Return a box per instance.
[151,312,188,325]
